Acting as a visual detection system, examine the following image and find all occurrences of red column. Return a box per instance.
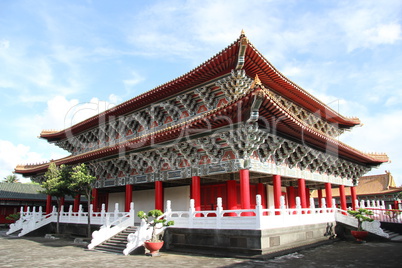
[339,185,347,212]
[350,186,357,210]
[240,169,251,210]
[257,183,267,208]
[394,200,399,209]
[305,187,311,208]
[298,179,307,213]
[273,175,281,215]
[191,176,201,211]
[287,186,296,209]
[73,194,80,212]
[227,180,237,216]
[325,183,333,208]
[92,188,98,212]
[155,181,164,212]
[46,195,52,214]
[317,189,323,208]
[125,184,133,212]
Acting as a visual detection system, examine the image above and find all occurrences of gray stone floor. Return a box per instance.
[1,230,402,267]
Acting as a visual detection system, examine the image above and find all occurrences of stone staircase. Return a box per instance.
[383,229,402,242]
[94,226,138,254]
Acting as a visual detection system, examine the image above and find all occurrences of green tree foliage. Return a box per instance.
[2,174,19,183]
[69,163,97,238]
[347,208,374,231]
[40,162,73,234]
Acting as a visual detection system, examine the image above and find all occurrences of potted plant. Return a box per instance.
[137,209,174,256]
[347,208,374,241]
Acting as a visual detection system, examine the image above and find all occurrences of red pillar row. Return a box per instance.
[287,186,296,209]
[350,186,357,210]
[73,194,80,212]
[325,183,333,208]
[46,195,52,214]
[339,185,347,212]
[317,188,323,208]
[257,183,267,209]
[305,187,310,208]
[125,184,133,212]
[273,175,281,215]
[155,181,164,212]
[226,180,237,210]
[298,179,307,213]
[240,169,251,210]
[92,188,98,212]
[191,176,201,211]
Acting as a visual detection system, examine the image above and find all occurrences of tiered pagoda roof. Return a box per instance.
[15,32,388,177]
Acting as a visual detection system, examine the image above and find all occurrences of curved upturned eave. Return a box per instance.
[16,92,252,176]
[244,42,360,128]
[257,87,387,165]
[40,38,242,142]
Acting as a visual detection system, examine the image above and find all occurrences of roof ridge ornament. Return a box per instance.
[251,74,262,88]
[235,31,248,70]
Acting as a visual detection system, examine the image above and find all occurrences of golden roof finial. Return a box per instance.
[251,74,262,88]
[241,29,246,36]
[254,74,261,86]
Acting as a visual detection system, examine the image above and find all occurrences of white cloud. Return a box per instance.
[340,110,402,186]
[123,71,144,93]
[0,140,44,183]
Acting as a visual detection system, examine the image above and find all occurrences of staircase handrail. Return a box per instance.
[88,203,135,250]
[18,211,56,237]
[123,210,169,255]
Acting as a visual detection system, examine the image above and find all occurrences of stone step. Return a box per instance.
[94,226,138,255]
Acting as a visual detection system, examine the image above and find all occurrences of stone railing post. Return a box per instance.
[129,202,135,226]
[310,197,315,213]
[114,203,119,222]
[296,197,301,214]
[255,195,262,229]
[189,199,195,228]
[68,205,73,222]
[101,204,106,225]
[321,198,326,213]
[280,196,286,212]
[166,200,172,222]
[216,197,222,229]
[78,205,82,223]
[360,200,365,208]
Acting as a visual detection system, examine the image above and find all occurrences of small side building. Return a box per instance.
[312,171,402,209]
[0,183,83,225]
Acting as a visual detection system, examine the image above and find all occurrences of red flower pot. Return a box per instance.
[144,241,164,255]
[351,230,368,241]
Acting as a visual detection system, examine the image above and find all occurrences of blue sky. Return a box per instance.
[1,0,401,185]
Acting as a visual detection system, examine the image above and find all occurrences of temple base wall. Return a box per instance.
[164,222,335,257]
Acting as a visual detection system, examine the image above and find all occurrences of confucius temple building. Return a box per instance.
[15,32,389,255]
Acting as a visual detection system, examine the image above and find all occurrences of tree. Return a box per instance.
[69,163,97,238]
[40,162,73,234]
[2,174,19,183]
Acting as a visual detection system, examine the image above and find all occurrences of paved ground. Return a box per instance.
[1,230,402,267]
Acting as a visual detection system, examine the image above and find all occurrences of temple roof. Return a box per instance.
[15,32,388,177]
[40,32,360,142]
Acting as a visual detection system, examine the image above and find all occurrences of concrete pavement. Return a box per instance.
[1,229,401,267]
